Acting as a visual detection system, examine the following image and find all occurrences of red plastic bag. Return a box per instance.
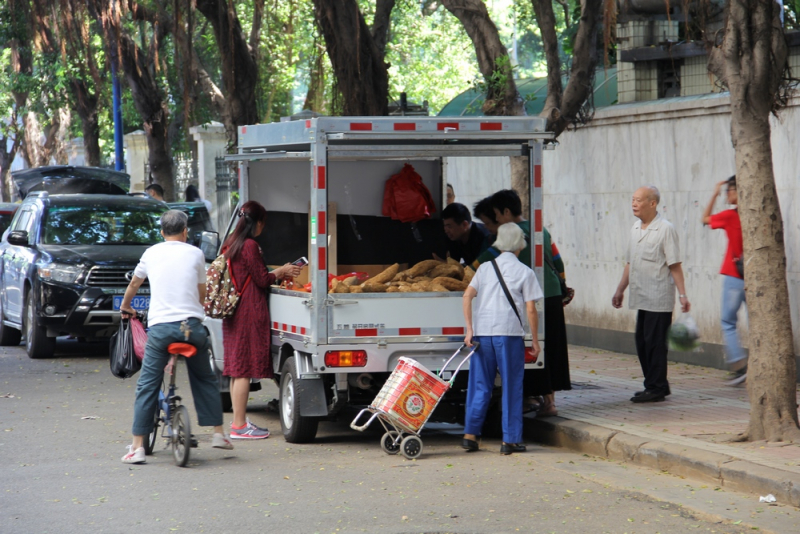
[382,163,436,223]
[131,317,148,362]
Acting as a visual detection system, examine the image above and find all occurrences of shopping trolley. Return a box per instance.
[350,342,479,459]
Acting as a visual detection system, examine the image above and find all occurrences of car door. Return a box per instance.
[3,208,33,321]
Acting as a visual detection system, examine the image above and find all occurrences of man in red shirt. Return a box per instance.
[702,176,747,385]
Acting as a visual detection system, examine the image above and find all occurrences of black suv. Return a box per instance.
[0,193,168,358]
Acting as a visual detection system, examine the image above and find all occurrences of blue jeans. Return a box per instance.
[721,275,747,367]
[464,336,524,444]
[131,318,222,436]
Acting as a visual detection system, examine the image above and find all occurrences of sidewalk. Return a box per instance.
[523,345,800,507]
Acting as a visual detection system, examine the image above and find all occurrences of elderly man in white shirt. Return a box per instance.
[612,186,691,403]
[462,223,543,455]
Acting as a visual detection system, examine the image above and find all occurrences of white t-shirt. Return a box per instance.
[133,241,207,327]
[469,252,544,336]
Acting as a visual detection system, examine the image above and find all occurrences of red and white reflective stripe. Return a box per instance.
[532,144,543,268]
[272,322,308,336]
[314,165,326,189]
[332,327,465,337]
[323,121,509,132]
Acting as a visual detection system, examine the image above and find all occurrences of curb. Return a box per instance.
[523,415,800,508]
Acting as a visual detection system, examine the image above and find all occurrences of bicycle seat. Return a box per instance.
[167,343,197,358]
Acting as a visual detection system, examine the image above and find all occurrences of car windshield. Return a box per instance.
[42,205,165,245]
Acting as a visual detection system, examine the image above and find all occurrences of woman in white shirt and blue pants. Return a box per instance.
[461,223,543,455]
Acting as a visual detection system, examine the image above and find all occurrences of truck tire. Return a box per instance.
[25,292,55,359]
[0,296,21,346]
[279,357,319,443]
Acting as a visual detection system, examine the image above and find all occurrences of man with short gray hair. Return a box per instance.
[612,186,690,403]
[119,210,232,464]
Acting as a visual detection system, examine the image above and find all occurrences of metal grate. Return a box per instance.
[86,267,148,287]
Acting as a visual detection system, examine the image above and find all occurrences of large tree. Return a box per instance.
[312,0,393,115]
[441,0,524,116]
[707,0,800,442]
[86,0,176,200]
[532,0,603,137]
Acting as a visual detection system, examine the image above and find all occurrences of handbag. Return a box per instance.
[109,318,141,379]
[490,259,523,327]
[544,254,574,306]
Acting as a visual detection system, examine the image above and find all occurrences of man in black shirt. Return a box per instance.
[441,202,490,265]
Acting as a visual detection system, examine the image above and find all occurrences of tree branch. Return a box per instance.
[371,0,395,58]
[531,0,563,124]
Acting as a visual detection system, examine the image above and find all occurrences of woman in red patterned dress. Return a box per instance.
[222,201,302,439]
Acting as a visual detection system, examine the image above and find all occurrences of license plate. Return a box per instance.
[113,296,150,311]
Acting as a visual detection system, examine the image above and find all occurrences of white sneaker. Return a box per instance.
[212,433,234,450]
[121,446,146,464]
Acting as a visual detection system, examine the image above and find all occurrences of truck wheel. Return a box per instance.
[25,292,55,359]
[0,296,21,346]
[279,357,318,443]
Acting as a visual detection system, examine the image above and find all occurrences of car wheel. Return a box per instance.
[279,357,318,443]
[25,291,55,359]
[0,294,21,346]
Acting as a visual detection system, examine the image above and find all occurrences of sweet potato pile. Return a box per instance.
[329,258,474,294]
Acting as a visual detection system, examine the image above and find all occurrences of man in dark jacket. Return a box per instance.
[441,202,490,265]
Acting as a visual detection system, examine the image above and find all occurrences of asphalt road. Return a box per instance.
[2,340,799,534]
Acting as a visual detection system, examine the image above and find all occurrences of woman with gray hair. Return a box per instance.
[461,223,543,455]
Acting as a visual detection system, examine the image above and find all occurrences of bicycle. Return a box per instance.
[142,342,198,467]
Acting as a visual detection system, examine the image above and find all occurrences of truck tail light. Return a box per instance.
[325,350,367,367]
[525,348,538,364]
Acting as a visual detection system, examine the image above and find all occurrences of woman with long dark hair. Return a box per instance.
[222,201,302,439]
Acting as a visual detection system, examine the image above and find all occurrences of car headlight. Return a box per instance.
[38,263,83,283]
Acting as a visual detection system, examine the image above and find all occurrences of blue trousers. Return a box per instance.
[131,318,222,436]
[464,336,524,444]
[721,275,747,366]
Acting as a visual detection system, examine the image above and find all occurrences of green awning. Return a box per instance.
[438,67,618,117]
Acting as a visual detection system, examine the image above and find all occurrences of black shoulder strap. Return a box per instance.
[490,259,523,326]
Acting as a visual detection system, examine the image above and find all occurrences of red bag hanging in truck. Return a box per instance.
[381,163,436,223]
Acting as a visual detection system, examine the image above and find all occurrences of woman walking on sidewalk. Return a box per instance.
[222,201,302,439]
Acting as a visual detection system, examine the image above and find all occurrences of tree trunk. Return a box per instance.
[371,0,396,58]
[708,0,799,442]
[442,0,524,116]
[196,0,259,140]
[312,0,390,116]
[71,80,101,166]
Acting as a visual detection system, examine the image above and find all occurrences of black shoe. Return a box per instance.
[461,438,479,452]
[631,390,666,403]
[634,386,671,397]
[500,443,527,455]
[724,366,747,386]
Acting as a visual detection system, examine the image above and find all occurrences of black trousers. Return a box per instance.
[634,310,672,394]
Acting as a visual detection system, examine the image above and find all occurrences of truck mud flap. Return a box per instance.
[296,377,328,417]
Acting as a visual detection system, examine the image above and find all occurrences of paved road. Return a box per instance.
[2,341,798,534]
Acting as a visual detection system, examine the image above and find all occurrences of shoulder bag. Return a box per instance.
[490,259,523,327]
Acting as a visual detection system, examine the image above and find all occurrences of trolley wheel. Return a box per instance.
[401,435,423,459]
[380,431,401,455]
[172,405,191,467]
[144,404,160,455]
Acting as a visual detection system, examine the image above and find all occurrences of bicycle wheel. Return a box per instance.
[172,405,191,467]
[144,404,160,456]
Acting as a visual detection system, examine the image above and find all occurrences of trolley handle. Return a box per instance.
[437,342,480,381]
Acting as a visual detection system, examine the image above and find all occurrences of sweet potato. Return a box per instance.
[447,257,461,266]
[410,281,432,292]
[407,276,432,284]
[367,264,399,285]
[361,282,388,293]
[398,285,415,293]
[406,259,441,278]
[429,263,463,280]
[429,282,449,292]
[333,283,351,293]
[342,276,359,286]
[462,266,475,284]
[349,286,364,293]
[432,277,468,291]
[391,271,410,283]
[386,286,400,293]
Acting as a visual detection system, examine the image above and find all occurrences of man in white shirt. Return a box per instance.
[462,223,543,455]
[612,186,691,403]
[119,210,232,464]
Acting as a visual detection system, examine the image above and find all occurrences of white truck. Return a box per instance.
[205,116,551,443]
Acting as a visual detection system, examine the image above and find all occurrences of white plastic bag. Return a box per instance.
[668,313,700,351]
